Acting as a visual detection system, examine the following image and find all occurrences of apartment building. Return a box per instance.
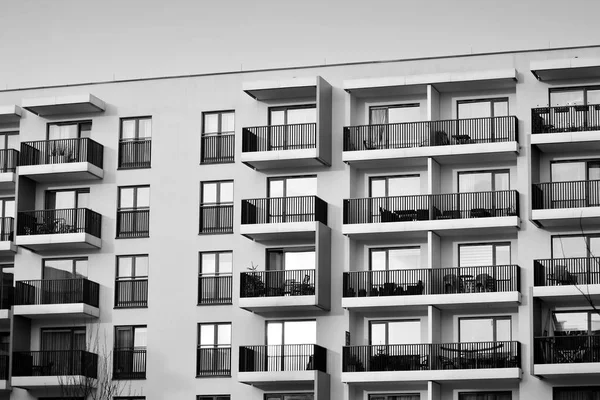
[0,45,598,400]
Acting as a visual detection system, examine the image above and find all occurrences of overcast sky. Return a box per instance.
[1,0,599,89]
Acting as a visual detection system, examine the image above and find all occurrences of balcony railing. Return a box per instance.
[0,217,14,241]
[0,285,13,310]
[15,279,100,308]
[17,208,102,238]
[116,209,149,238]
[239,344,326,373]
[343,191,519,224]
[532,180,600,210]
[241,196,328,225]
[532,104,600,134]
[534,258,600,286]
[198,275,232,304]
[12,350,98,377]
[241,269,316,298]
[113,348,147,379]
[118,139,151,169]
[343,116,518,151]
[343,265,520,298]
[201,134,235,164]
[535,335,600,364]
[0,355,7,380]
[115,279,148,308]
[196,347,231,376]
[199,204,233,234]
[242,123,317,152]
[343,341,520,372]
[20,138,103,168]
[0,149,18,173]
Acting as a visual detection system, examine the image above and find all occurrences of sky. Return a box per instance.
[1,0,599,90]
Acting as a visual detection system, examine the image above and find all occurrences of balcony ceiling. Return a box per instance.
[22,93,105,117]
[0,105,22,123]
[243,77,318,100]
[531,57,600,81]
[343,68,517,97]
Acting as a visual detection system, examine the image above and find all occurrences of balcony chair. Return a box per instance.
[300,274,314,295]
[443,274,458,294]
[475,273,496,292]
[470,208,492,218]
[379,207,400,222]
[437,355,459,369]
[549,265,577,285]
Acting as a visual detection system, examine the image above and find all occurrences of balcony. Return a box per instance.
[12,350,98,389]
[241,76,332,170]
[201,134,235,164]
[534,335,600,377]
[342,341,521,384]
[0,104,22,123]
[240,269,330,312]
[22,93,105,117]
[238,344,327,388]
[199,204,233,234]
[343,116,519,167]
[342,191,520,239]
[19,138,104,182]
[532,180,600,228]
[533,257,600,301]
[116,209,149,238]
[0,217,16,256]
[532,105,600,152]
[196,347,231,377]
[113,349,147,379]
[0,149,18,190]
[198,275,232,305]
[16,208,102,252]
[115,279,148,308]
[241,196,328,242]
[13,278,100,318]
[118,139,151,169]
[342,265,521,310]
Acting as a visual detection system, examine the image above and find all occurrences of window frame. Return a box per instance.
[369,103,420,124]
[457,169,510,192]
[0,131,19,150]
[267,175,317,198]
[42,257,88,279]
[369,246,420,271]
[114,325,147,350]
[548,86,600,107]
[369,319,421,345]
[457,242,511,267]
[456,97,509,119]
[268,104,316,126]
[458,316,512,342]
[201,180,233,205]
[45,188,90,210]
[202,110,235,136]
[117,185,150,211]
[369,174,420,198]
[550,233,600,259]
[197,322,232,377]
[552,310,599,335]
[40,326,86,351]
[46,120,92,140]
[266,246,315,271]
[119,116,152,141]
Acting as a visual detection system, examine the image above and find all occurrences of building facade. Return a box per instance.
[0,45,598,400]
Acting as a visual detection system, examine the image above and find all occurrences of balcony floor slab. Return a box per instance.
[342,291,521,311]
[0,241,16,257]
[0,172,16,191]
[533,284,600,304]
[238,370,326,390]
[343,142,519,168]
[241,221,321,242]
[16,232,101,253]
[240,295,327,313]
[12,375,97,389]
[13,303,99,319]
[532,131,600,152]
[533,363,600,377]
[532,208,600,228]
[342,368,521,384]
[241,149,327,170]
[18,162,103,182]
[342,217,520,240]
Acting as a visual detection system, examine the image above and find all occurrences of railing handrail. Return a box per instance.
[21,137,101,146]
[344,265,518,274]
[345,115,517,129]
[534,179,600,185]
[15,278,100,307]
[242,194,321,202]
[346,190,517,202]
[243,122,316,130]
[19,207,97,214]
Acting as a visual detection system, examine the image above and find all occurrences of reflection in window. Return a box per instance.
[43,258,88,279]
[553,311,600,336]
[370,320,421,345]
[459,317,511,342]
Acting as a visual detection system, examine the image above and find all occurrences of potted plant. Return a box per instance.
[346,354,364,372]
[49,145,73,164]
[242,262,265,297]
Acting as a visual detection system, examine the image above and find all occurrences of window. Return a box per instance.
[458,170,511,217]
[459,317,511,342]
[0,197,14,241]
[458,98,509,119]
[48,120,91,139]
[36,188,90,234]
[550,86,600,107]
[268,105,317,150]
[266,320,316,371]
[370,247,422,291]
[40,327,86,377]
[554,386,600,400]
[550,160,600,207]
[266,248,316,296]
[0,131,18,173]
[197,323,231,376]
[458,170,509,193]
[370,320,421,345]
[200,180,233,234]
[457,98,510,143]
[459,393,511,400]
[43,258,88,279]
[0,266,12,310]
[553,311,600,336]
[459,243,511,267]
[117,185,150,238]
[370,175,420,222]
[198,396,230,400]
[119,117,152,169]
[202,111,235,164]
[198,251,232,304]
[552,234,600,258]
[266,394,314,400]
[115,255,149,308]
[370,395,420,400]
[369,104,421,148]
[114,325,147,379]
[267,176,317,223]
